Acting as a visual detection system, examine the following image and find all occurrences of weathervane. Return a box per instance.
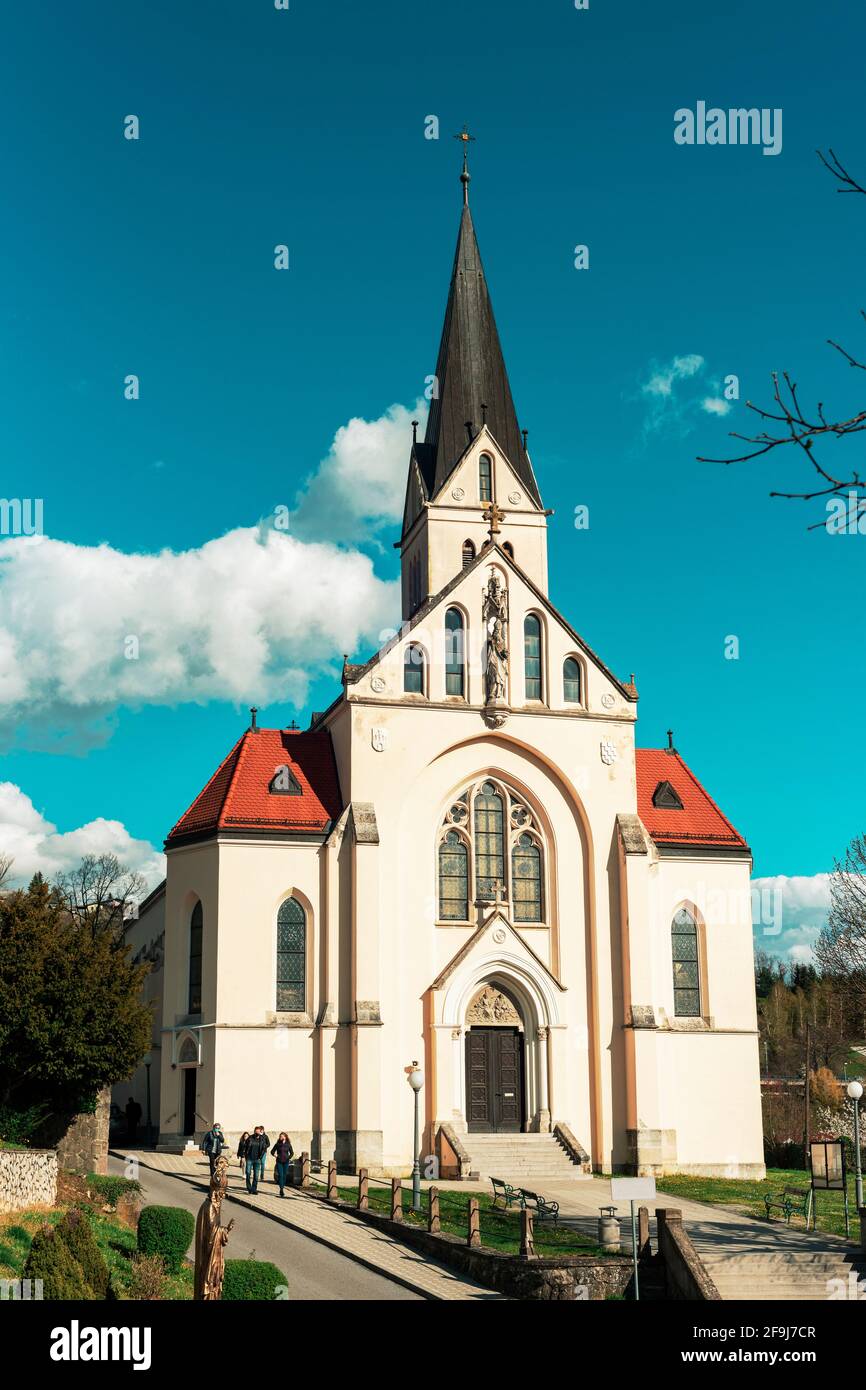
[454,125,475,204]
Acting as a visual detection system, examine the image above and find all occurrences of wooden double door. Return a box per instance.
[466,1027,524,1132]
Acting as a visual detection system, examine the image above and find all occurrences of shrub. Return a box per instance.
[57,1208,110,1299]
[87,1173,142,1206]
[222,1259,288,1301]
[137,1205,195,1274]
[0,1102,50,1147]
[127,1253,166,1301]
[23,1223,96,1300]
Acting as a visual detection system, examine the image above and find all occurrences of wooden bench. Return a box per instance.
[520,1189,560,1225]
[764,1185,812,1226]
[490,1177,523,1210]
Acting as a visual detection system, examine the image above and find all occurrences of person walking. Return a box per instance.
[270,1133,294,1197]
[125,1096,142,1142]
[237,1130,250,1171]
[201,1122,229,1177]
[244,1126,269,1194]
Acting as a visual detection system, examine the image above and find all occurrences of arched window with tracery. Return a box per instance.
[671,908,701,1017]
[277,897,306,1012]
[436,779,546,924]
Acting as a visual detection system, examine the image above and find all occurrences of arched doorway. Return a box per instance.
[464,983,525,1133]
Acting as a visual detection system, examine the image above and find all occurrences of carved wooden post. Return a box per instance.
[358,1168,368,1211]
[638,1205,650,1259]
[467,1196,481,1247]
[391,1178,403,1222]
[428,1185,440,1234]
[327,1159,338,1202]
[301,1152,310,1189]
[520,1207,535,1259]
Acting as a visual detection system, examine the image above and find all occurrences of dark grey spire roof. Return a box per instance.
[423,204,542,507]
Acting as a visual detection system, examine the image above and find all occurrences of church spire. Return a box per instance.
[423,139,542,508]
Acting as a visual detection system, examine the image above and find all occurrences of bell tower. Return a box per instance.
[399,133,548,620]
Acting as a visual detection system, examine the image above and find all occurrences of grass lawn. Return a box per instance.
[0,1173,193,1300]
[327,1181,610,1257]
[658,1168,860,1241]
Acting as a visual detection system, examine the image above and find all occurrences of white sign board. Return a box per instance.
[610,1177,657,1201]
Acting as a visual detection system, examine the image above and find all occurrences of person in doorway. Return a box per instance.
[244,1126,269,1194]
[270,1133,294,1197]
[201,1122,229,1176]
[125,1097,143,1142]
[237,1130,250,1171]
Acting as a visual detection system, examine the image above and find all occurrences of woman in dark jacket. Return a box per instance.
[237,1131,250,1170]
[270,1133,294,1197]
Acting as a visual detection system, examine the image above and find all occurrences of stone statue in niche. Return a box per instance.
[482,575,509,707]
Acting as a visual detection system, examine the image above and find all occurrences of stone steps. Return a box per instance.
[464,1132,587,1182]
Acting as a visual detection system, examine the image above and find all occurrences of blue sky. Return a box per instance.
[1,0,864,955]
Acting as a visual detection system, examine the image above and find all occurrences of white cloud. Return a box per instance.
[701,396,731,417]
[642,354,704,399]
[0,524,399,748]
[751,872,832,963]
[638,354,732,435]
[292,398,429,543]
[0,781,165,892]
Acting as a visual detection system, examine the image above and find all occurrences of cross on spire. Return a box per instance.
[482,501,507,540]
[454,124,475,205]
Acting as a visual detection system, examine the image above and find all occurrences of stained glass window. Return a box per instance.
[188,902,203,1015]
[475,782,505,900]
[672,909,700,1017]
[445,608,465,697]
[524,614,542,700]
[563,657,581,704]
[439,831,468,920]
[512,833,543,922]
[277,897,306,1012]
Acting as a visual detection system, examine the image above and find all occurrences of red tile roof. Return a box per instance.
[166,728,342,846]
[635,749,749,851]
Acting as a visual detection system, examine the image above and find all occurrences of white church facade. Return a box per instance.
[132,157,765,1179]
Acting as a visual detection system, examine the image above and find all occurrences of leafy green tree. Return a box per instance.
[0,871,151,1132]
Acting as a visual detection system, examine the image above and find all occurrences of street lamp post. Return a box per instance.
[407,1062,424,1213]
[848,1080,863,1211]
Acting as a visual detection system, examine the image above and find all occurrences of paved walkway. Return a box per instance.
[512,1174,865,1302]
[121,1152,504,1302]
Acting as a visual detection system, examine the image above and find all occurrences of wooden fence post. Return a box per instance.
[467,1196,481,1247]
[327,1159,338,1202]
[520,1207,535,1259]
[301,1152,310,1189]
[391,1177,403,1222]
[428,1186,440,1234]
[358,1168,368,1211]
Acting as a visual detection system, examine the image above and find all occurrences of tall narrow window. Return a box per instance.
[502,541,514,560]
[188,902,203,1015]
[524,614,542,701]
[671,909,700,1017]
[479,453,492,502]
[404,644,425,694]
[512,833,543,922]
[445,608,465,697]
[474,781,505,899]
[563,657,581,704]
[277,897,306,1012]
[462,539,476,569]
[438,830,469,920]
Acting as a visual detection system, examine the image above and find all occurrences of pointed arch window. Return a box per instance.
[479,453,492,502]
[524,614,542,701]
[563,656,582,704]
[445,608,465,697]
[277,897,306,1012]
[439,830,469,920]
[462,539,476,569]
[404,643,425,694]
[502,541,514,560]
[436,780,546,924]
[671,908,701,1017]
[188,902,203,1015]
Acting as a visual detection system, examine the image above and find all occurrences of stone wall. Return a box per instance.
[656,1207,722,1300]
[0,1149,57,1213]
[54,1088,111,1176]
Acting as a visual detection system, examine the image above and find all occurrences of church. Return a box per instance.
[133,147,765,1179]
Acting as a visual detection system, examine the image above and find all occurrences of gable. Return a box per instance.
[635,749,749,851]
